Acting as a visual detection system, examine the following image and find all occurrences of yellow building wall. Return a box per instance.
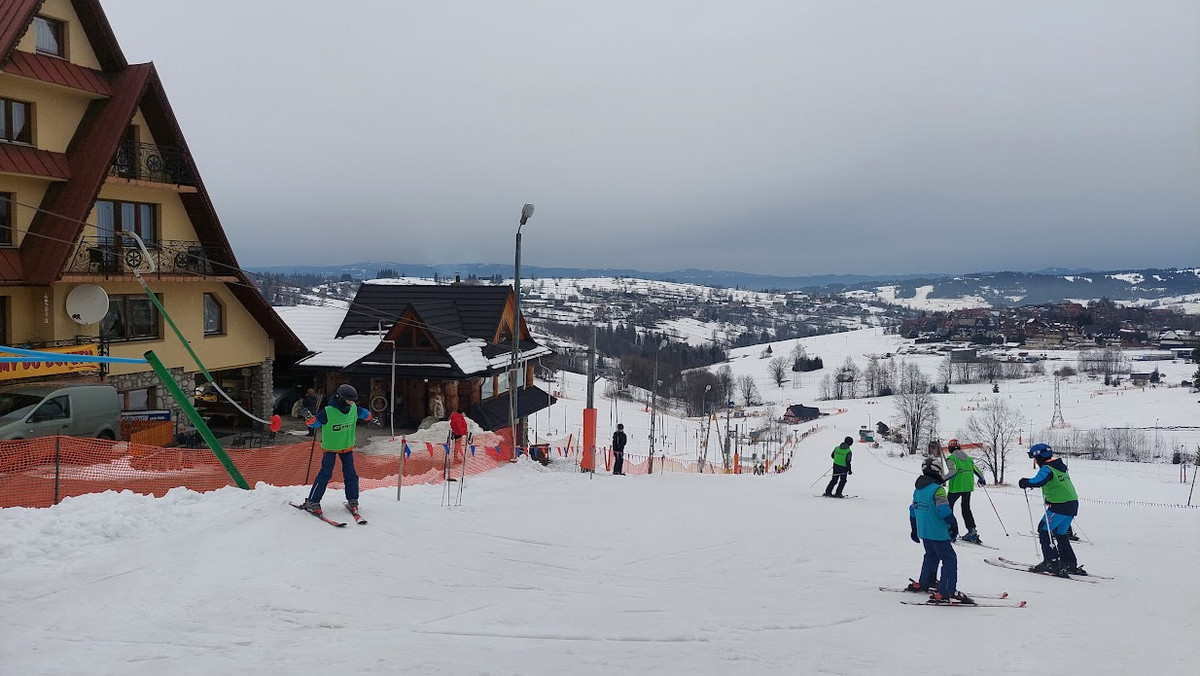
[0,175,52,248]
[2,287,52,344]
[0,75,96,154]
[38,280,274,376]
[14,0,104,70]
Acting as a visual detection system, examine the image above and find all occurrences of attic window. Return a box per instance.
[34,16,65,57]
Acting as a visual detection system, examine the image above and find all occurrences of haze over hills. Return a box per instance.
[249,262,1200,308]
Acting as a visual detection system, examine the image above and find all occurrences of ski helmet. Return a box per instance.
[1028,443,1053,461]
[843,436,854,446]
[921,456,944,480]
[947,438,961,451]
[336,383,359,402]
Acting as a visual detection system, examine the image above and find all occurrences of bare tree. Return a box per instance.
[863,356,882,397]
[938,356,952,389]
[819,373,833,400]
[736,374,759,406]
[768,356,789,387]
[893,362,938,455]
[965,396,1024,484]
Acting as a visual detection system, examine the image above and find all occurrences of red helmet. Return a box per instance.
[947,438,961,450]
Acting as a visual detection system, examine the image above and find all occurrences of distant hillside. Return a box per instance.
[840,269,1200,306]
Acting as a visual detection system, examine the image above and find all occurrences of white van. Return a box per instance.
[0,383,122,441]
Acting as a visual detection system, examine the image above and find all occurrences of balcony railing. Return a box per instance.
[66,236,231,277]
[109,141,195,186]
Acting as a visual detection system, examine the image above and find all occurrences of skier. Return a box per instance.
[612,423,627,475]
[299,384,373,518]
[449,408,468,462]
[907,456,973,604]
[823,436,853,497]
[943,438,987,543]
[1018,443,1085,576]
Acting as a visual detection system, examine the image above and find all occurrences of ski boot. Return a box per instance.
[961,528,981,544]
[905,578,936,593]
[929,591,975,605]
[346,499,360,517]
[1030,560,1068,577]
[1062,564,1088,576]
[300,500,323,516]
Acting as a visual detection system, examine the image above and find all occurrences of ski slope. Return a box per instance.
[2,328,1196,675]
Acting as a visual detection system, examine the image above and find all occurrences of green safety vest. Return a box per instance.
[946,454,977,493]
[1040,465,1078,503]
[832,445,850,467]
[320,403,359,452]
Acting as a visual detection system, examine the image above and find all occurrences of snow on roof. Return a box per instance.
[446,338,490,374]
[274,305,379,368]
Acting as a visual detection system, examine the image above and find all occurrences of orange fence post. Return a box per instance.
[582,408,596,472]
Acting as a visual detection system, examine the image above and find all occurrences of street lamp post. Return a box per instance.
[509,203,534,459]
[648,338,667,473]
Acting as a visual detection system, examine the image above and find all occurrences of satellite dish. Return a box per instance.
[66,284,110,325]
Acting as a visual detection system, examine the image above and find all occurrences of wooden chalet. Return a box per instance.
[291,282,555,439]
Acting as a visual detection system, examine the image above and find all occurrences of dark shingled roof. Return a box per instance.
[337,284,513,341]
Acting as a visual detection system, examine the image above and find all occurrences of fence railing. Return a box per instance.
[66,236,232,277]
[109,140,195,186]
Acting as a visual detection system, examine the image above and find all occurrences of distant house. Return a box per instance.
[283,283,554,440]
[782,404,821,424]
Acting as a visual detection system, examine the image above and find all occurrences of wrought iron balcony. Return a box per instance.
[66,236,231,277]
[109,141,195,186]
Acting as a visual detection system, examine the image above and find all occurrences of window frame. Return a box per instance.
[100,293,162,343]
[0,98,33,145]
[0,193,12,246]
[95,199,157,244]
[33,16,66,58]
[121,387,156,411]
[202,292,225,336]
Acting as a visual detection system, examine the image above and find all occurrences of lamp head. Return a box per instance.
[659,339,668,350]
[520,203,535,226]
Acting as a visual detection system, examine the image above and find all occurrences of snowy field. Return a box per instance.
[2,329,1197,675]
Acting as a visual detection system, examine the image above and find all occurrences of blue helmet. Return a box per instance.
[1028,443,1053,461]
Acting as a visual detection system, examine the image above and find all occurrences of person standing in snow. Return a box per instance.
[823,436,854,497]
[1019,443,1085,576]
[906,456,972,603]
[611,423,627,475]
[301,388,318,437]
[450,408,468,461]
[299,384,372,518]
[942,439,987,543]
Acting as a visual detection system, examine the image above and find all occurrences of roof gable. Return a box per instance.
[1,0,126,72]
[337,284,514,342]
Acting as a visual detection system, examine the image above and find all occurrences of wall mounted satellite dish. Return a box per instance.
[66,284,110,325]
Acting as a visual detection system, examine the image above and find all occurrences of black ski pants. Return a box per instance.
[613,451,624,475]
[948,491,976,530]
[825,467,848,496]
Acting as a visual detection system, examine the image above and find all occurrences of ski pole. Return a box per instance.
[304,436,317,485]
[809,467,832,488]
[1070,519,1092,545]
[979,485,1009,536]
[1022,489,1041,560]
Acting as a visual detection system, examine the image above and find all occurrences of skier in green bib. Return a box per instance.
[942,439,987,543]
[823,436,854,497]
[1018,443,1085,576]
[299,384,373,517]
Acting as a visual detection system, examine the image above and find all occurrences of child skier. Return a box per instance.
[299,384,373,518]
[907,456,973,604]
[943,439,987,543]
[1018,443,1085,576]
[823,436,854,497]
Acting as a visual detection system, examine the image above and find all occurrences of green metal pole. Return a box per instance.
[145,350,249,490]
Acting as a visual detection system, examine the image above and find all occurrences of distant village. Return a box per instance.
[899,300,1200,353]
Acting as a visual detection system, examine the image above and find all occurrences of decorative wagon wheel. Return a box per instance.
[174,251,191,270]
[145,154,165,173]
[123,247,144,270]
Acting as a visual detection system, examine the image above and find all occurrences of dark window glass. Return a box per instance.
[100,295,161,342]
[0,193,11,245]
[1,98,32,144]
[95,200,115,241]
[203,293,223,335]
[32,395,70,422]
[34,17,64,57]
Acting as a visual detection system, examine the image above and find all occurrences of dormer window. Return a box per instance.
[34,16,65,57]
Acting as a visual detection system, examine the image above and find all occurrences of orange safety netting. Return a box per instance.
[0,436,526,508]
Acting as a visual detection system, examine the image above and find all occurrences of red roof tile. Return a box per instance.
[2,50,112,95]
[0,0,40,66]
[0,143,71,180]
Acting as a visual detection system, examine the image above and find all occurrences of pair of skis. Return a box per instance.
[441,431,470,507]
[879,585,1025,608]
[290,501,367,527]
[984,556,1111,582]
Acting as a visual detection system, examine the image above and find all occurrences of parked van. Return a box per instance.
[0,383,122,441]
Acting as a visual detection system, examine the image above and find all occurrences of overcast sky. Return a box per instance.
[102,0,1198,276]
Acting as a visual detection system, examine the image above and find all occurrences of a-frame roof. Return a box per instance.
[0,0,305,354]
[337,284,516,342]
